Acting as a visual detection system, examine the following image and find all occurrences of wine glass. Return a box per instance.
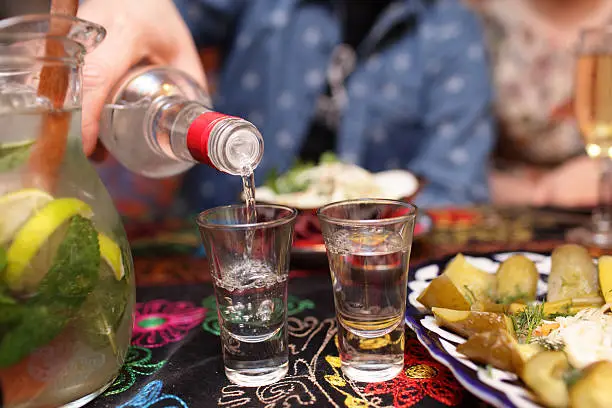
[567,27,612,247]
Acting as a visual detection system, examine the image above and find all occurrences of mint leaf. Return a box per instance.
[37,215,101,301]
[0,304,71,367]
[0,249,11,305]
[0,304,22,326]
[0,285,16,305]
[77,271,130,352]
[0,215,101,367]
[0,141,34,172]
[0,247,6,273]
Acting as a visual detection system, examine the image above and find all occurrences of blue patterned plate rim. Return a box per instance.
[405,251,551,408]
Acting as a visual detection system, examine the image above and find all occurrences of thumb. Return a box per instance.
[165,46,209,94]
[80,20,142,155]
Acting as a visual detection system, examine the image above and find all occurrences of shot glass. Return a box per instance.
[197,204,298,387]
[318,199,417,382]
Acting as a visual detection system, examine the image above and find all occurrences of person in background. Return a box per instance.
[468,0,609,207]
[80,0,495,216]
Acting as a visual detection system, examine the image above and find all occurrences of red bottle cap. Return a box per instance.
[186,111,237,167]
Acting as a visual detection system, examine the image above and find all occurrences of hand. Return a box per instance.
[489,169,540,206]
[78,0,206,155]
[533,156,599,208]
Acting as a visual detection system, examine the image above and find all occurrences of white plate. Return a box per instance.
[256,168,419,209]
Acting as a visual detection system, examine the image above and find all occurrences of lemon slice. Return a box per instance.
[5,198,93,289]
[0,188,53,246]
[98,233,125,280]
[599,255,612,304]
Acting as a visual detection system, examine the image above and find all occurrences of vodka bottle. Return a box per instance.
[99,66,264,178]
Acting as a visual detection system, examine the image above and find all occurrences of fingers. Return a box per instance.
[77,0,207,156]
[146,6,208,91]
[78,6,143,155]
[166,45,208,93]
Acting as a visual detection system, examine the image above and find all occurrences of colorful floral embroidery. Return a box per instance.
[133,300,206,348]
[117,380,188,408]
[104,346,166,396]
[201,295,315,336]
[363,338,464,407]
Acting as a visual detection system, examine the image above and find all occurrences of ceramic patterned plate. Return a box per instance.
[405,252,554,408]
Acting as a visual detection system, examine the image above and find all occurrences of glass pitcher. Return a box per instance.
[0,15,134,408]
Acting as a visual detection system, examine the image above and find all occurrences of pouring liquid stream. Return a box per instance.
[241,166,257,257]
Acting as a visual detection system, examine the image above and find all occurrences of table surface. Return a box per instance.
[87,206,604,408]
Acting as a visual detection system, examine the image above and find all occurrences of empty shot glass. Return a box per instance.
[197,204,298,386]
[318,199,417,382]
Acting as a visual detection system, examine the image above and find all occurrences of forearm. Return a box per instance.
[489,168,541,206]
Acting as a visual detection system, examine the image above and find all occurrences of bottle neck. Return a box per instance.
[147,96,264,175]
[186,113,264,175]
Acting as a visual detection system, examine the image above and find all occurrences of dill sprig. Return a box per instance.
[563,367,582,387]
[534,337,565,351]
[512,303,545,344]
[463,285,477,305]
[496,291,530,305]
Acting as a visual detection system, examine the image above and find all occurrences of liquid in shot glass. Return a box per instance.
[197,204,297,386]
[318,199,416,382]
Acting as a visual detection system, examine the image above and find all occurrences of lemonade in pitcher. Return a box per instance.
[0,15,134,408]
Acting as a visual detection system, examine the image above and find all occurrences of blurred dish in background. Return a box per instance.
[255,152,420,210]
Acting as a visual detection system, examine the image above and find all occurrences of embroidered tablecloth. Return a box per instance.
[88,276,488,408]
[86,206,597,408]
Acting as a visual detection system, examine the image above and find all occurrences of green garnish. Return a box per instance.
[0,285,16,306]
[264,151,340,194]
[319,151,339,164]
[0,140,34,172]
[463,285,477,305]
[265,160,313,194]
[0,250,14,306]
[534,337,565,351]
[77,267,130,353]
[563,367,582,387]
[36,215,100,300]
[0,247,6,274]
[495,287,530,305]
[512,303,545,344]
[0,215,101,367]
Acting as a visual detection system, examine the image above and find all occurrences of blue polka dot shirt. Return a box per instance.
[174,0,496,212]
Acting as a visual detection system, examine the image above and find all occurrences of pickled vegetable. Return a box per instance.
[521,351,569,408]
[444,254,496,302]
[569,361,612,408]
[495,255,538,304]
[417,275,471,310]
[508,296,604,318]
[469,301,508,313]
[456,329,525,373]
[432,307,514,338]
[597,255,612,304]
[547,245,599,302]
[417,254,495,310]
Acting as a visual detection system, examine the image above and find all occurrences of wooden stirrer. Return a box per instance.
[26,0,79,192]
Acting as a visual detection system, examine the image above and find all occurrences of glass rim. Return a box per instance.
[196,203,298,230]
[0,14,106,54]
[317,198,417,227]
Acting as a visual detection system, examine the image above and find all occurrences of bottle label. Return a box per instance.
[186,112,237,168]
